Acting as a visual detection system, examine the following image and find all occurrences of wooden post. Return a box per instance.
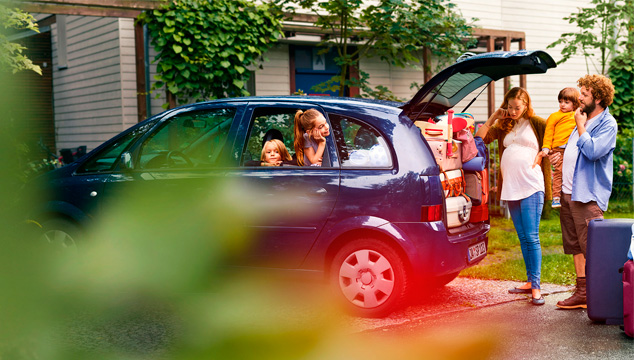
[487,36,496,118]
[519,38,527,89]
[134,21,147,122]
[503,36,511,92]
[423,47,432,83]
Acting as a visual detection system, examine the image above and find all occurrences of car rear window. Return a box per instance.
[329,114,392,168]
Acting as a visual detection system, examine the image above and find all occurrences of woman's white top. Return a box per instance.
[500,118,545,201]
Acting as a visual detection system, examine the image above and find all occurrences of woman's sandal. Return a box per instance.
[508,287,532,294]
[531,296,545,305]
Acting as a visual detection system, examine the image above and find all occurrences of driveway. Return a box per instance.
[350,278,634,359]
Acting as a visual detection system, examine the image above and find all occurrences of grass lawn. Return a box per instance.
[460,210,634,286]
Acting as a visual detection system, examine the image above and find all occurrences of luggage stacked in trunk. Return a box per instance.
[415,111,489,228]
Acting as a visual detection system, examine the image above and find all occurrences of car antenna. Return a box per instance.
[412,69,455,121]
[461,82,491,114]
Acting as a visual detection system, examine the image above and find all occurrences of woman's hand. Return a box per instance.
[532,151,546,168]
[492,108,509,122]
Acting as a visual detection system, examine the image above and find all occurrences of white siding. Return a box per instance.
[119,18,138,130]
[360,0,595,123]
[254,43,291,96]
[52,16,129,152]
[452,0,595,122]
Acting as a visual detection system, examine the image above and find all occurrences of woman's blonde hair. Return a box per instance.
[261,139,292,163]
[497,87,535,134]
[293,109,322,166]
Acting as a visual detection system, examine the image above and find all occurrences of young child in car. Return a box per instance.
[293,109,330,166]
[260,139,293,166]
[540,87,581,208]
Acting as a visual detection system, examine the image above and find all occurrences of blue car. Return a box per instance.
[28,50,556,317]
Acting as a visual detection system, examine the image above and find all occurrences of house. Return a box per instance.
[15,0,594,155]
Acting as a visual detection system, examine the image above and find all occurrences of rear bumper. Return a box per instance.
[387,221,490,279]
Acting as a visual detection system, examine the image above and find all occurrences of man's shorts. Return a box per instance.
[560,193,604,256]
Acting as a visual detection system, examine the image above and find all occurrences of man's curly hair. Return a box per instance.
[577,74,615,108]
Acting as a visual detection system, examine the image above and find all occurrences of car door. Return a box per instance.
[226,103,340,269]
[101,103,246,225]
[68,119,161,220]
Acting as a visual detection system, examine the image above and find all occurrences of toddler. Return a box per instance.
[261,139,292,166]
[541,87,581,208]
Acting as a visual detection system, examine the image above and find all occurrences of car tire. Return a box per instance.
[330,238,409,318]
[40,218,81,253]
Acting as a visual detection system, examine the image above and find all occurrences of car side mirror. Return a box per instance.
[120,152,134,171]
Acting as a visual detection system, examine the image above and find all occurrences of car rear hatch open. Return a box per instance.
[400,50,557,121]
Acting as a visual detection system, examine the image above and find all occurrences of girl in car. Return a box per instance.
[293,109,330,166]
[260,139,293,166]
[475,87,551,306]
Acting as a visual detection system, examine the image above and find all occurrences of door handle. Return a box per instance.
[313,188,327,196]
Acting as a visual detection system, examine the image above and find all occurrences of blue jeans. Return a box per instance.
[507,191,544,290]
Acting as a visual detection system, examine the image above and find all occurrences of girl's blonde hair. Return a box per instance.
[293,109,322,166]
[261,139,292,163]
[498,87,535,134]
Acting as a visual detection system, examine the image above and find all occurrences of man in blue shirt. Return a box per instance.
[555,74,617,309]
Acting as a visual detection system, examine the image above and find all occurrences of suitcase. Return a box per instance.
[586,218,634,324]
[428,139,462,171]
[445,195,472,228]
[623,260,634,337]
[440,169,466,198]
[415,120,452,141]
[464,169,488,206]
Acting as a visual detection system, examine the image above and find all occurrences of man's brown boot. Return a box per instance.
[556,277,587,309]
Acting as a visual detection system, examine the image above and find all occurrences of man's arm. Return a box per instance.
[577,119,617,161]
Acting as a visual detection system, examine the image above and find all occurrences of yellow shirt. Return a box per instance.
[543,110,576,149]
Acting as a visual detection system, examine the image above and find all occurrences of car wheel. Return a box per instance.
[330,238,409,317]
[40,218,81,253]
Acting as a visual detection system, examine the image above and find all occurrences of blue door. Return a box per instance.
[294,46,342,97]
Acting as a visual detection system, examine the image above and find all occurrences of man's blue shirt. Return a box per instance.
[571,107,617,211]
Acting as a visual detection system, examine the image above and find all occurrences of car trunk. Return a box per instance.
[402,50,557,229]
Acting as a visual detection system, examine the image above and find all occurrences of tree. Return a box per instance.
[547,0,632,75]
[282,0,475,98]
[138,0,284,108]
[0,5,41,75]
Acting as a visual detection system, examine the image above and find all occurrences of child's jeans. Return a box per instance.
[551,147,565,198]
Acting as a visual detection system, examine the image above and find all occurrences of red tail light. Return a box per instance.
[421,204,443,222]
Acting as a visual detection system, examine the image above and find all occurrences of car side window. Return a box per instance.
[241,108,332,167]
[76,119,158,173]
[139,108,236,169]
[330,114,392,168]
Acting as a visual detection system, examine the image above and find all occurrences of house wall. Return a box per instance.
[51,16,131,151]
[47,1,600,152]
[361,0,594,123]
[254,43,291,96]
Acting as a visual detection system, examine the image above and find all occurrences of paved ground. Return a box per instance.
[55,277,634,359]
[348,278,634,359]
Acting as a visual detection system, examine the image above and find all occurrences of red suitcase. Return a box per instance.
[624,260,634,337]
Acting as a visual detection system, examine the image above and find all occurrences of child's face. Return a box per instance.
[506,98,526,120]
[263,142,282,164]
[559,99,575,113]
[311,115,330,137]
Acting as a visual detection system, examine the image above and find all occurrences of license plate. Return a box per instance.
[468,241,487,262]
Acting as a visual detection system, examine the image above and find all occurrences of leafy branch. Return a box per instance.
[138,0,284,108]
